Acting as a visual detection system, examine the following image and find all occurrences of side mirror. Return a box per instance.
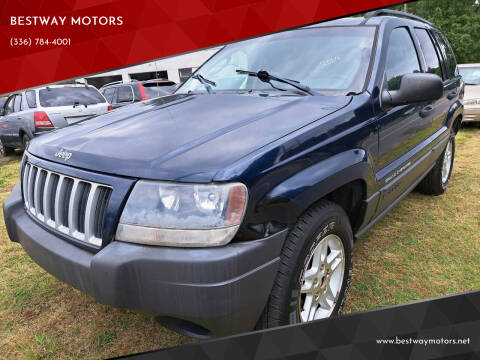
[382,73,443,107]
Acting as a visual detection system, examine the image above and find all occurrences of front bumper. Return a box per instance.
[3,184,286,337]
[463,107,480,123]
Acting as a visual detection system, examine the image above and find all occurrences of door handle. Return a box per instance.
[420,105,434,118]
[447,90,457,100]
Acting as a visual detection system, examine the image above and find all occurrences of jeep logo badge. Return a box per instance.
[54,149,72,161]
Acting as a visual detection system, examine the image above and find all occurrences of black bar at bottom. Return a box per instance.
[113,290,480,360]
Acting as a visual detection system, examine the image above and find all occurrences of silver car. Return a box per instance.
[0,84,109,156]
[458,63,480,123]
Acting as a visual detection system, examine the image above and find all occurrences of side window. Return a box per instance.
[432,31,457,79]
[25,91,37,108]
[13,95,22,113]
[414,28,442,78]
[4,96,15,115]
[117,86,133,103]
[385,28,421,91]
[103,88,116,103]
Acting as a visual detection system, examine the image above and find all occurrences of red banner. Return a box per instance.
[0,0,406,94]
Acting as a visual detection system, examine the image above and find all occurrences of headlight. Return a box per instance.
[464,98,480,105]
[116,181,248,247]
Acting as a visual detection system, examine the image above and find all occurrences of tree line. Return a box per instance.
[392,0,480,64]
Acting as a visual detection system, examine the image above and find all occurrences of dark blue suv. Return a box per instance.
[3,10,463,338]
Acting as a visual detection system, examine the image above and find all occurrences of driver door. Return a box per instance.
[375,27,432,214]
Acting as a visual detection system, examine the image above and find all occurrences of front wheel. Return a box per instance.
[417,135,455,196]
[257,200,354,329]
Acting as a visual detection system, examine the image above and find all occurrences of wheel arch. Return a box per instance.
[19,127,33,139]
[445,99,463,134]
[259,149,375,234]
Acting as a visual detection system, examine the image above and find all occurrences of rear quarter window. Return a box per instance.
[117,86,134,103]
[432,30,457,79]
[25,91,37,108]
[414,28,443,78]
[102,87,116,103]
[39,87,106,107]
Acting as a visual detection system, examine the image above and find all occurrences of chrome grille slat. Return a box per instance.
[84,185,100,245]
[27,165,35,212]
[21,162,111,247]
[68,179,81,238]
[54,175,65,230]
[34,169,45,221]
[43,171,52,223]
[22,163,30,207]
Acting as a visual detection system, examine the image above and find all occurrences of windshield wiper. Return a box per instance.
[236,69,316,96]
[465,82,479,86]
[191,74,216,94]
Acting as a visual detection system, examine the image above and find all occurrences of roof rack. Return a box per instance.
[99,79,138,89]
[361,9,433,26]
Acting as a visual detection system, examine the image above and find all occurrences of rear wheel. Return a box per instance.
[257,200,353,329]
[0,138,14,157]
[417,135,455,196]
[22,134,30,150]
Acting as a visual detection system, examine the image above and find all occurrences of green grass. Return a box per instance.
[343,126,480,314]
[0,127,479,358]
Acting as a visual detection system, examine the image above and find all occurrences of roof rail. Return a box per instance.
[361,9,433,26]
[99,79,138,89]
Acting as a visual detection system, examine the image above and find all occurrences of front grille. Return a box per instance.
[22,162,112,246]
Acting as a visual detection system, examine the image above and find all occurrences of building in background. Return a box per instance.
[84,47,222,88]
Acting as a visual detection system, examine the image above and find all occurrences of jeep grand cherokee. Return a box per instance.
[3,10,463,338]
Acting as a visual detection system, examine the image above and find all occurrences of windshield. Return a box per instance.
[39,87,106,107]
[177,26,376,95]
[459,67,480,85]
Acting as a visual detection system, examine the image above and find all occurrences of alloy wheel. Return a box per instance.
[298,234,345,322]
[441,140,453,185]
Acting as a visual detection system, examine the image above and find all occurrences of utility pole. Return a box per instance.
[404,3,408,12]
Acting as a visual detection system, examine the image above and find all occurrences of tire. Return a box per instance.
[22,134,30,150]
[257,200,354,329]
[0,138,14,157]
[417,135,455,196]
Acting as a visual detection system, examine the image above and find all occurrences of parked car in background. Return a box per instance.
[0,84,109,156]
[4,10,463,338]
[458,64,480,123]
[99,79,176,109]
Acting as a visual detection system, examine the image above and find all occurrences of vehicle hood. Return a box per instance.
[465,84,480,100]
[28,93,351,182]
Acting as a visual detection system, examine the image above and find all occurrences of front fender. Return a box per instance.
[256,149,375,227]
